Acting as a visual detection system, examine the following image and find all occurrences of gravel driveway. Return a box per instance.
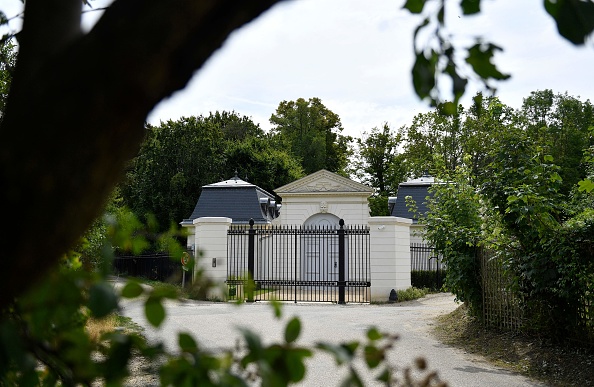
[120,293,545,386]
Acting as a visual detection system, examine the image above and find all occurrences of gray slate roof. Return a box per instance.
[182,176,278,225]
[389,176,435,223]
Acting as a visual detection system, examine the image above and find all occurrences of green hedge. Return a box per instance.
[411,270,445,291]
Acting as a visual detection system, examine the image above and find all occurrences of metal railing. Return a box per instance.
[112,253,188,284]
[227,219,370,303]
[410,243,445,289]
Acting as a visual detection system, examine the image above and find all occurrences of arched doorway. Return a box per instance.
[302,213,341,282]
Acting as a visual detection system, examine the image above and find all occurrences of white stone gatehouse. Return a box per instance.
[182,169,412,302]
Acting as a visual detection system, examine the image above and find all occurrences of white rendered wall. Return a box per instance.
[276,194,370,226]
[368,216,412,302]
[193,217,232,299]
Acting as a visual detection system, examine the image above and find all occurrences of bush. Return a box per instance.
[411,270,445,290]
[396,287,431,302]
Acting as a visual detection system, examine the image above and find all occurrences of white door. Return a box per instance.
[303,214,340,282]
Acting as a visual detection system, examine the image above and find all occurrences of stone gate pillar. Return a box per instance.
[368,216,412,302]
[193,217,232,299]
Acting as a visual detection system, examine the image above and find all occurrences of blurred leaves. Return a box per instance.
[545,0,594,44]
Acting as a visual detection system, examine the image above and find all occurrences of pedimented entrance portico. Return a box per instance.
[274,169,374,226]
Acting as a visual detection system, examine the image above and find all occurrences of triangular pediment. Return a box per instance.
[274,169,374,195]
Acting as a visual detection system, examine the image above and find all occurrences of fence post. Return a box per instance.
[247,218,255,302]
[338,219,346,304]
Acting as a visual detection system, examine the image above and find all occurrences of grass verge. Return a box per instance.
[433,304,594,387]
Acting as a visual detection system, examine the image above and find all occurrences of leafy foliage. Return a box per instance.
[269,97,353,175]
[415,91,594,339]
[404,0,593,108]
[356,123,406,195]
[121,112,302,232]
[0,213,448,386]
[418,165,483,314]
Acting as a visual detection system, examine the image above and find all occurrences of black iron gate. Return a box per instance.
[410,243,445,289]
[227,219,370,303]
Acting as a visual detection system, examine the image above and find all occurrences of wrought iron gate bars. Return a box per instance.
[227,219,371,303]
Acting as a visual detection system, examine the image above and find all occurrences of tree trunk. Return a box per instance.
[0,0,278,310]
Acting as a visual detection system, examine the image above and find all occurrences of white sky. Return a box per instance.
[2,0,593,139]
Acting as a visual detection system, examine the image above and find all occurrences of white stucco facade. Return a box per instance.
[183,169,415,302]
[274,169,373,226]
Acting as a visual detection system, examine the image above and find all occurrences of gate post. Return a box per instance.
[247,218,255,302]
[338,219,346,304]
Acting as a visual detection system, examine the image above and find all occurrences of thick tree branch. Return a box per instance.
[0,0,279,309]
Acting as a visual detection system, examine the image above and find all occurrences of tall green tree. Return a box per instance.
[519,90,594,194]
[356,123,405,195]
[356,124,407,216]
[400,106,465,178]
[461,94,517,185]
[122,115,228,229]
[224,135,304,196]
[269,97,352,175]
[121,112,304,230]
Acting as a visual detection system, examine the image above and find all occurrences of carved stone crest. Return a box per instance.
[320,201,328,213]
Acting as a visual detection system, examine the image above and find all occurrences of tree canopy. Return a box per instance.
[269,97,352,175]
[121,112,303,231]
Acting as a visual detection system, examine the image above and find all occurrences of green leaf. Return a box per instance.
[578,178,594,193]
[178,332,198,352]
[88,282,119,318]
[284,317,301,344]
[121,281,144,298]
[545,0,594,44]
[366,327,383,341]
[412,51,437,100]
[402,0,427,14]
[239,327,263,356]
[285,349,312,382]
[445,58,468,102]
[460,0,481,15]
[364,345,384,369]
[465,43,510,81]
[376,368,392,383]
[270,300,283,319]
[145,296,166,327]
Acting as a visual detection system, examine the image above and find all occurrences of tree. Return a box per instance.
[400,107,464,178]
[269,97,352,175]
[121,113,304,232]
[122,116,228,230]
[356,124,405,195]
[0,0,279,310]
[519,90,594,194]
[356,124,407,216]
[223,136,304,196]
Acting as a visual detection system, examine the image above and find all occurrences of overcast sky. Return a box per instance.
[2,0,593,139]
